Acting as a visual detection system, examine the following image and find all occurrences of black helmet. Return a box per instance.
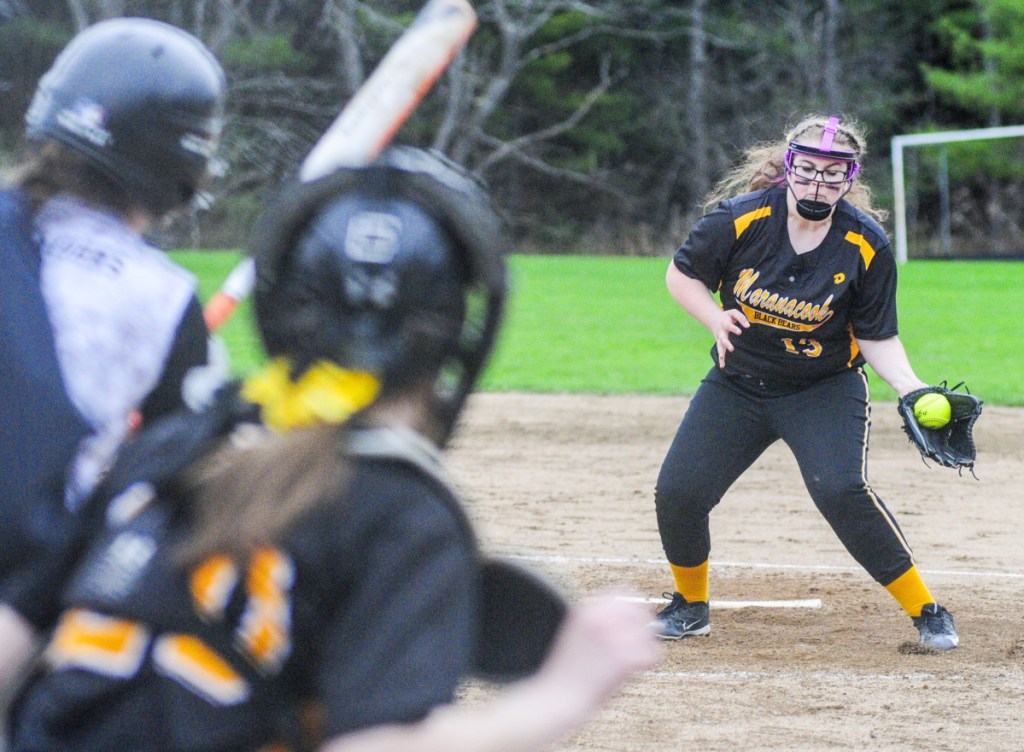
[251,148,509,445]
[24,17,226,216]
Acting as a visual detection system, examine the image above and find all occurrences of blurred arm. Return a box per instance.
[319,597,659,752]
[0,604,39,710]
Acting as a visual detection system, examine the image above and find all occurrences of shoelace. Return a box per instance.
[917,606,953,633]
[656,592,686,617]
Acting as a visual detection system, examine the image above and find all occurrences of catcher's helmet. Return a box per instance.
[251,148,509,445]
[25,18,226,216]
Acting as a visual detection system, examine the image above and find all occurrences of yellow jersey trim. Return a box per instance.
[734,206,771,239]
[844,231,876,270]
[847,324,860,367]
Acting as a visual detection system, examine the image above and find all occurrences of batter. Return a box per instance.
[1,18,223,639]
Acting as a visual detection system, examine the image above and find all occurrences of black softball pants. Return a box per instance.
[655,367,914,587]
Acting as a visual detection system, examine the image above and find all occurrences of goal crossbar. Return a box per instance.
[891,124,1024,263]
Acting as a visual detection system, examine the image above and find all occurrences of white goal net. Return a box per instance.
[891,124,1024,262]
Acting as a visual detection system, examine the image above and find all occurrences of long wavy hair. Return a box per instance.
[701,114,888,223]
[175,422,348,567]
[11,140,139,218]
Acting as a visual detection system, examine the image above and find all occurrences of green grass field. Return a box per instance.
[172,251,1024,406]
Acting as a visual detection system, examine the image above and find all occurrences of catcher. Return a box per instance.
[651,114,981,652]
[1,17,224,689]
[4,149,657,751]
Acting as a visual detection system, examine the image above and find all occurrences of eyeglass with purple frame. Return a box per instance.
[784,116,861,185]
[782,154,856,185]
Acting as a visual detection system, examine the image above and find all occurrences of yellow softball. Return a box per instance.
[914,392,951,429]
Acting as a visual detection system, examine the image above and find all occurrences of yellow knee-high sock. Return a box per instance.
[669,560,709,604]
[885,566,935,617]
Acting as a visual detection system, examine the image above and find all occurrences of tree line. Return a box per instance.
[2,0,1022,256]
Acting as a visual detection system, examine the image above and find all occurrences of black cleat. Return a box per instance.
[913,603,959,650]
[649,592,710,640]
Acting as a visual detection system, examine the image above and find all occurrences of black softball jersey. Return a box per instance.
[674,186,898,391]
[9,421,479,752]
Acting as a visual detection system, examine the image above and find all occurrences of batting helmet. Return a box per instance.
[24,17,226,216]
[251,148,509,445]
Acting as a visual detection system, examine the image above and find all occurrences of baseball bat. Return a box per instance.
[203,0,478,331]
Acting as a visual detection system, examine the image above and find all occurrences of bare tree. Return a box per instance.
[319,0,366,97]
[440,1,648,198]
[63,0,91,29]
[687,0,710,205]
[823,0,842,111]
[63,0,126,30]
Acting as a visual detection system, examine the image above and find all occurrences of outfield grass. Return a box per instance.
[172,251,1024,406]
[173,250,265,376]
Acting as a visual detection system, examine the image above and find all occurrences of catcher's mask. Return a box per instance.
[251,148,509,446]
[784,116,860,221]
[25,18,226,216]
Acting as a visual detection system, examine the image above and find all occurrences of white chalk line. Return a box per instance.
[641,669,1024,684]
[618,596,821,609]
[505,554,1023,688]
[504,553,1023,580]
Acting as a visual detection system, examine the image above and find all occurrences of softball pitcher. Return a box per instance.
[651,115,959,650]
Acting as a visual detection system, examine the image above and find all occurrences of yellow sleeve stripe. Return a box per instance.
[47,609,149,678]
[845,231,876,270]
[847,325,860,367]
[734,206,771,238]
[153,634,251,706]
[190,554,238,620]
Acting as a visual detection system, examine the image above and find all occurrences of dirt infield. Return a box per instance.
[447,393,1024,752]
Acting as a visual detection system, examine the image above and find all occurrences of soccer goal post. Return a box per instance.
[891,123,1024,263]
